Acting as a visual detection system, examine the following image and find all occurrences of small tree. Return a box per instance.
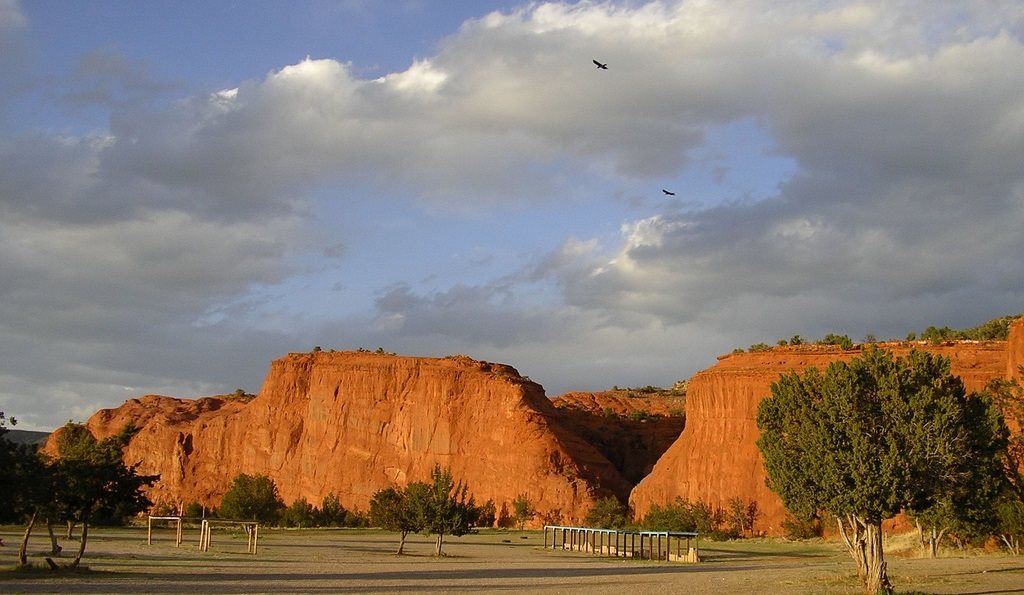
[511,493,536,530]
[281,497,315,528]
[218,473,284,524]
[369,485,426,554]
[757,348,1009,595]
[316,492,348,527]
[585,497,629,529]
[818,333,854,349]
[420,465,476,556]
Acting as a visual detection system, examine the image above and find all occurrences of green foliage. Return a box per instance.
[757,348,1009,592]
[228,389,255,402]
[48,422,156,568]
[281,497,316,528]
[369,486,425,553]
[183,501,206,518]
[789,335,804,346]
[218,473,284,524]
[314,492,366,527]
[817,333,853,349]
[0,412,45,525]
[987,372,1024,555]
[369,465,477,555]
[907,389,1008,555]
[419,465,477,555]
[918,314,1021,342]
[781,513,823,539]
[748,342,772,352]
[512,493,536,531]
[995,492,1024,555]
[627,409,650,422]
[642,497,727,537]
[584,497,630,529]
[759,348,1006,523]
[53,422,153,526]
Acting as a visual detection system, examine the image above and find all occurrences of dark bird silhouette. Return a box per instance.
[593,59,608,69]
[662,189,676,196]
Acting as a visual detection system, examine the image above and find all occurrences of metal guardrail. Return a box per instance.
[542,525,699,562]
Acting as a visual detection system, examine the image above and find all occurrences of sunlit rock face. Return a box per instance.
[1008,318,1024,380]
[48,352,631,526]
[629,339,1012,535]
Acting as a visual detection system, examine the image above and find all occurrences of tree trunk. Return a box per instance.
[863,521,892,595]
[837,514,893,595]
[435,533,445,556]
[999,534,1020,556]
[18,509,38,566]
[66,520,75,539]
[397,530,408,555]
[46,518,61,556]
[927,526,947,558]
[70,521,89,569]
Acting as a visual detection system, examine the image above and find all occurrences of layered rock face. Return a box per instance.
[60,352,631,525]
[629,340,1012,535]
[552,391,685,486]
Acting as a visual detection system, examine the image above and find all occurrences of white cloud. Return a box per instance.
[0,0,25,29]
[4,1,1024,429]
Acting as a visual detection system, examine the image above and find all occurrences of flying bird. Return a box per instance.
[593,59,608,70]
[662,189,676,196]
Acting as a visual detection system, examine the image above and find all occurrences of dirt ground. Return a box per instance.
[2,526,1022,594]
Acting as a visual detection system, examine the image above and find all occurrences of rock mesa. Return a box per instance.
[630,331,1023,535]
[52,352,632,525]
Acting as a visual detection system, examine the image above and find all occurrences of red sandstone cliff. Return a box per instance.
[629,340,1013,535]
[1009,318,1024,380]
[55,352,631,525]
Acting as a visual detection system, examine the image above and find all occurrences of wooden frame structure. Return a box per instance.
[146,515,184,547]
[543,525,699,562]
[199,519,260,554]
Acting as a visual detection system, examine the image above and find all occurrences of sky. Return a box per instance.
[2,1,1023,431]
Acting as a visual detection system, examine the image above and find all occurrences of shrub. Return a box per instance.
[218,473,284,524]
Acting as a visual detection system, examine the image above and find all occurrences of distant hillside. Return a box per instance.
[2,429,51,447]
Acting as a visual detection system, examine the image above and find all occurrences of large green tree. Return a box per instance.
[757,348,1008,595]
[49,422,157,568]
